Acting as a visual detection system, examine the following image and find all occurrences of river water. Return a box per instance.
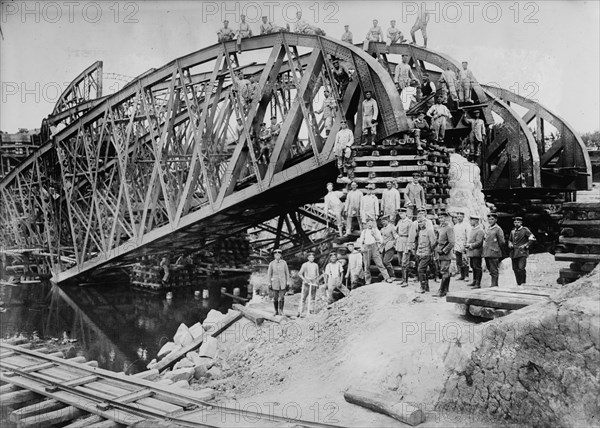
[0,276,250,374]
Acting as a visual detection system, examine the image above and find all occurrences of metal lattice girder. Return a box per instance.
[1,34,406,283]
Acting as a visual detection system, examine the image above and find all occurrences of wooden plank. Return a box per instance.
[231,304,265,325]
[562,202,600,210]
[17,406,86,428]
[559,236,600,246]
[63,415,104,428]
[560,220,600,227]
[9,399,65,422]
[445,290,547,310]
[344,388,425,426]
[0,389,40,407]
[113,389,153,404]
[154,310,242,372]
[0,384,21,394]
[555,253,600,262]
[483,288,553,298]
[86,420,121,428]
[235,304,282,323]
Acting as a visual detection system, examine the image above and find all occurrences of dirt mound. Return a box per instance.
[438,267,600,426]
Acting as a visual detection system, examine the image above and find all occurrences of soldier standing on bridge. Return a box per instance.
[427,97,452,142]
[404,172,425,218]
[439,66,458,104]
[360,183,379,228]
[341,25,353,44]
[395,208,412,286]
[410,8,430,47]
[463,109,486,161]
[315,89,338,137]
[331,58,352,100]
[381,180,401,222]
[324,182,345,237]
[458,61,475,104]
[236,15,253,54]
[509,216,536,285]
[385,20,405,53]
[483,212,505,288]
[334,120,354,178]
[466,215,484,289]
[345,181,363,235]
[394,54,417,92]
[435,210,455,297]
[361,90,378,146]
[267,249,290,316]
[357,220,393,284]
[217,20,235,42]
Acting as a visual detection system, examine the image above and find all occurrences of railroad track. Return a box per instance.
[0,342,345,427]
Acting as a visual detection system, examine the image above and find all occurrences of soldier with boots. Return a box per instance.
[380,216,398,280]
[466,215,484,289]
[453,211,471,280]
[395,208,412,286]
[415,218,437,293]
[267,249,289,315]
[509,216,536,285]
[435,210,455,297]
[483,212,505,288]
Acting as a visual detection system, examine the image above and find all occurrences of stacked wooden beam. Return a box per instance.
[340,137,450,214]
[555,202,600,284]
[130,264,193,291]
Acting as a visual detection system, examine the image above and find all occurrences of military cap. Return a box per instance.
[364,90,373,94]
[418,208,427,213]
[470,214,480,220]
[487,212,498,218]
[438,210,449,217]
[412,172,422,177]
[273,249,282,254]
[397,207,407,212]
[513,216,523,221]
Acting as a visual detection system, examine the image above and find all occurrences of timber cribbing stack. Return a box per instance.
[0,341,343,427]
[555,202,600,284]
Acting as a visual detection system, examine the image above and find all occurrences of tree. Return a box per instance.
[581,130,600,150]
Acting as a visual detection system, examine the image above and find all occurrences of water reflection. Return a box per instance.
[0,276,249,374]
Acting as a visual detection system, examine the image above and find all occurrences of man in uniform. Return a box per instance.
[267,249,290,315]
[483,212,505,288]
[237,15,253,54]
[509,216,536,285]
[439,66,458,104]
[297,252,319,316]
[361,90,378,146]
[453,211,471,281]
[334,120,354,178]
[345,242,363,290]
[394,54,417,92]
[404,172,425,218]
[463,110,486,161]
[365,19,383,42]
[217,20,235,42]
[324,182,345,237]
[436,210,455,297]
[357,220,393,284]
[385,20,405,52]
[341,24,353,44]
[466,215,484,289]
[380,216,398,280]
[331,58,353,100]
[345,181,363,235]
[324,253,344,303]
[426,97,452,142]
[458,61,475,103]
[414,218,437,293]
[360,183,379,228]
[381,180,401,222]
[410,7,430,47]
[395,207,412,286]
[316,89,338,136]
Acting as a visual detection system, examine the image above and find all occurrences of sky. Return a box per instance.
[1,0,599,134]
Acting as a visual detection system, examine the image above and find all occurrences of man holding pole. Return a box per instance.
[297,252,320,317]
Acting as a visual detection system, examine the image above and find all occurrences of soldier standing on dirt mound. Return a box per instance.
[267,249,290,315]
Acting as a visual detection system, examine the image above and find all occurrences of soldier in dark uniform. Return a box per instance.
[509,216,536,285]
[435,210,455,297]
[466,214,484,289]
[483,212,505,288]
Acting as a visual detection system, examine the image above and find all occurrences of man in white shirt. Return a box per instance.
[357,220,393,284]
[426,97,452,142]
[324,253,344,303]
[385,20,404,52]
[458,61,475,103]
[394,55,418,92]
[324,182,346,237]
[463,109,486,160]
[345,181,363,235]
[362,90,378,146]
[360,183,379,228]
[297,252,320,316]
[410,7,430,47]
[345,242,363,290]
[334,120,354,178]
[341,25,353,44]
[453,211,471,281]
[439,66,458,104]
[217,20,235,42]
[236,15,253,54]
[381,180,401,222]
[365,19,383,42]
[316,89,337,137]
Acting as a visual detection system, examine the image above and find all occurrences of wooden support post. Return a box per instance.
[0,389,40,407]
[62,415,104,428]
[344,388,425,426]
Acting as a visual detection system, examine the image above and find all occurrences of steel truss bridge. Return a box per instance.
[0,34,591,283]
